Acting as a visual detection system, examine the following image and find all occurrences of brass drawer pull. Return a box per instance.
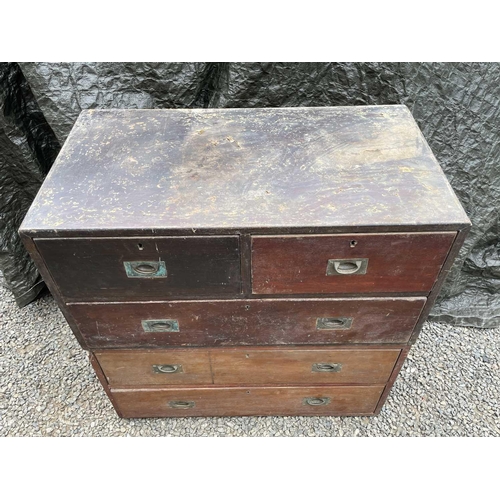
[312,363,342,373]
[326,258,368,275]
[168,400,195,409]
[153,364,183,374]
[316,317,353,330]
[142,319,180,333]
[123,260,167,278]
[304,397,331,406]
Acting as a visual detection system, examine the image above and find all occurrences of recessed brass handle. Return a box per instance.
[142,319,180,333]
[124,260,167,278]
[326,258,368,276]
[304,397,331,406]
[153,364,183,374]
[168,400,195,409]
[336,261,360,272]
[316,317,353,330]
[312,363,342,373]
[134,263,158,274]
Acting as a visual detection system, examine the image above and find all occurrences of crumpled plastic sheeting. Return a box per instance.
[0,63,60,306]
[19,63,207,143]
[5,62,500,327]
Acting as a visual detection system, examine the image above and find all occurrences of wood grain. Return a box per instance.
[374,347,411,414]
[95,350,213,386]
[210,348,400,385]
[18,105,472,419]
[20,106,470,234]
[409,227,470,343]
[110,385,385,417]
[68,297,426,348]
[18,234,88,349]
[92,347,400,387]
[35,236,241,301]
[90,353,123,417]
[251,232,456,294]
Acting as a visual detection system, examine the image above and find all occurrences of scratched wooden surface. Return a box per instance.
[210,348,400,386]
[35,236,241,301]
[20,106,470,233]
[251,232,455,294]
[68,298,426,347]
[110,385,385,417]
[94,347,400,387]
[95,350,213,386]
[18,105,471,419]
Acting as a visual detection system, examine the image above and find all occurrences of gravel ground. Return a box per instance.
[1,282,499,437]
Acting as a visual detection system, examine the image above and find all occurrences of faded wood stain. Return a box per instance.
[20,106,470,234]
[18,105,471,418]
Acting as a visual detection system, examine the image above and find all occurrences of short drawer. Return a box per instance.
[211,347,400,385]
[110,385,385,417]
[35,236,241,301]
[251,232,455,294]
[95,349,213,386]
[69,297,426,348]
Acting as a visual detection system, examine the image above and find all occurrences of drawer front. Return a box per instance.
[94,347,400,387]
[211,348,400,385]
[69,297,426,348]
[35,236,241,301]
[111,385,385,417]
[95,350,213,386]
[251,232,456,294]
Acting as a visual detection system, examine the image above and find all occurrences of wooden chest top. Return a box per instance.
[21,105,469,235]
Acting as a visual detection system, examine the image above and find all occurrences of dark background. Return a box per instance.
[0,62,498,326]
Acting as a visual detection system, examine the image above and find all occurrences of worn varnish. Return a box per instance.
[35,236,241,301]
[20,106,469,236]
[94,347,400,387]
[69,297,426,347]
[19,106,471,418]
[251,232,455,294]
[110,385,386,418]
[210,348,400,386]
[95,349,213,386]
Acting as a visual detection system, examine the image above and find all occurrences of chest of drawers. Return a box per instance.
[19,105,470,418]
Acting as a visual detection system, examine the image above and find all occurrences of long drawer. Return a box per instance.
[251,232,456,294]
[35,236,241,301]
[110,385,386,417]
[70,298,425,347]
[94,347,401,387]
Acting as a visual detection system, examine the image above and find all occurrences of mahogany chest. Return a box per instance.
[19,106,470,417]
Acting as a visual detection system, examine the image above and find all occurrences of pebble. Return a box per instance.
[1,283,499,436]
